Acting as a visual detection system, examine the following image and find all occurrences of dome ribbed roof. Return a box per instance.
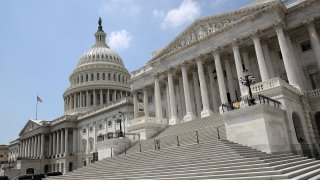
[77,47,125,67]
[76,19,125,68]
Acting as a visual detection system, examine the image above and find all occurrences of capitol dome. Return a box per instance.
[63,18,131,115]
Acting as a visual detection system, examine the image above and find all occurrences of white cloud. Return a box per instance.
[108,30,132,51]
[158,0,201,29]
[152,9,165,18]
[100,0,141,16]
[210,0,224,8]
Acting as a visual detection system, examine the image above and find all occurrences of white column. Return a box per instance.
[26,140,28,158]
[133,92,139,119]
[93,90,96,106]
[261,41,275,78]
[37,135,41,158]
[73,129,77,153]
[106,90,110,104]
[60,129,64,155]
[224,57,237,101]
[30,137,34,158]
[73,94,76,109]
[79,92,83,107]
[22,140,25,158]
[49,133,52,157]
[143,88,149,117]
[56,131,60,155]
[305,19,320,69]
[196,58,213,117]
[181,63,196,122]
[242,52,252,74]
[230,40,246,96]
[192,70,202,117]
[53,132,56,156]
[274,22,301,89]
[212,48,228,105]
[65,128,69,155]
[207,65,219,112]
[168,70,180,124]
[86,91,89,107]
[252,31,269,81]
[100,89,103,105]
[154,75,163,118]
[40,134,44,158]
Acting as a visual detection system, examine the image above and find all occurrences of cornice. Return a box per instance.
[149,1,282,64]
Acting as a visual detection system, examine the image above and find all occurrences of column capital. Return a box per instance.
[250,29,260,39]
[303,18,315,26]
[211,47,221,55]
[152,72,161,79]
[229,39,240,48]
[180,62,189,69]
[273,19,285,30]
[167,67,175,75]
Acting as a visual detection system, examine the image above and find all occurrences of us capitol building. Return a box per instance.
[4,0,320,178]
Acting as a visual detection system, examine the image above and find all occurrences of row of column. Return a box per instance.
[65,89,129,111]
[19,134,44,159]
[48,128,77,158]
[132,20,320,124]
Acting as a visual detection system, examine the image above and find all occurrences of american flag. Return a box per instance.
[37,96,42,103]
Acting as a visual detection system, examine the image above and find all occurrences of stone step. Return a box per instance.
[74,158,272,175]
[285,162,320,178]
[293,167,320,180]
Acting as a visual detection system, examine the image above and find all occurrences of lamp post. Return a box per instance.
[240,69,256,106]
[113,111,126,137]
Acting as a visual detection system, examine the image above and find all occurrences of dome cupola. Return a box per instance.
[63,18,131,115]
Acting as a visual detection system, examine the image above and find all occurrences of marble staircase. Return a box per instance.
[46,114,320,180]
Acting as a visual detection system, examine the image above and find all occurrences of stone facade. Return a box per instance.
[129,0,320,158]
[6,0,320,177]
[6,20,134,176]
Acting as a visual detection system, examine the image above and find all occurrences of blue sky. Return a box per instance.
[0,0,253,144]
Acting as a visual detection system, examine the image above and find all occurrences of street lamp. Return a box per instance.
[113,111,126,138]
[240,69,256,106]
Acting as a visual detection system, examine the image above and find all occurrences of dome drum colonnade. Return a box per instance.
[132,10,320,125]
[63,19,131,114]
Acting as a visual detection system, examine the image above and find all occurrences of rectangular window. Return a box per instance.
[102,73,105,80]
[108,73,111,80]
[113,74,116,81]
[118,75,121,82]
[97,73,100,80]
[91,73,94,81]
[300,40,312,52]
[90,126,93,132]
[81,75,83,83]
[108,121,112,126]
[83,129,86,134]
[86,74,88,82]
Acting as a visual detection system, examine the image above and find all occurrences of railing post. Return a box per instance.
[139,143,142,152]
[217,126,220,140]
[110,147,113,157]
[125,146,127,155]
[177,136,180,147]
[196,131,199,144]
[154,138,156,150]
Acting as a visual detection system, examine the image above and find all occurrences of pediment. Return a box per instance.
[19,120,42,136]
[151,1,279,60]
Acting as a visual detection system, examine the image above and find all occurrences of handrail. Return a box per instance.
[258,94,281,108]
[120,124,226,155]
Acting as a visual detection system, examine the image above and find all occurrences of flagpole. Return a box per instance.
[36,94,38,120]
